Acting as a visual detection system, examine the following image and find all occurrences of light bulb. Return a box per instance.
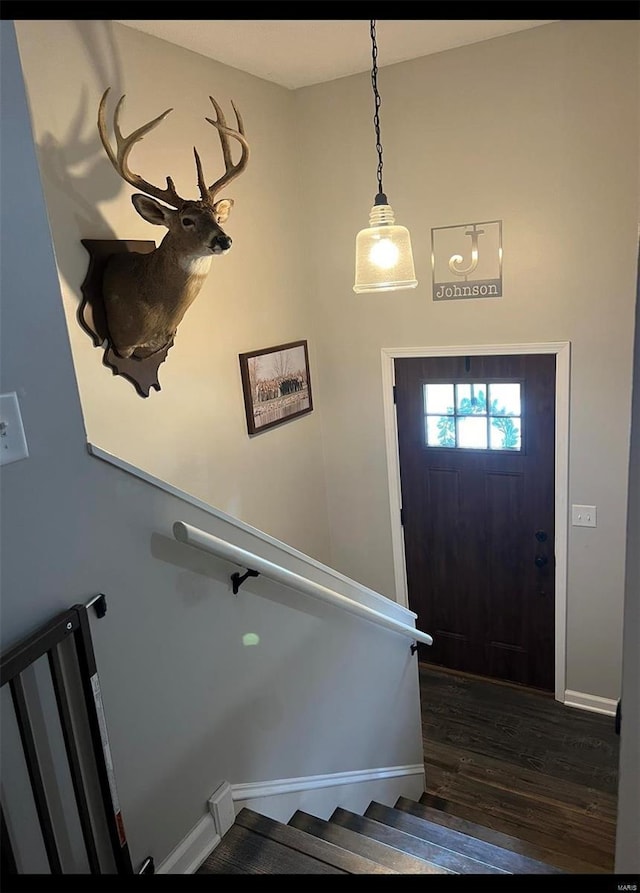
[353,201,418,293]
[370,238,399,269]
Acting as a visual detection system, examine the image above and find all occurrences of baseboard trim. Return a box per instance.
[564,689,618,716]
[155,813,220,875]
[231,763,425,823]
[157,764,425,873]
[231,763,424,801]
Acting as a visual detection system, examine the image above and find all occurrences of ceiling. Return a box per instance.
[115,20,556,90]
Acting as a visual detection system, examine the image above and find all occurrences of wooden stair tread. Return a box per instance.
[329,806,508,874]
[421,765,615,868]
[396,796,607,874]
[365,801,563,874]
[288,809,452,874]
[196,821,346,874]
[234,808,398,874]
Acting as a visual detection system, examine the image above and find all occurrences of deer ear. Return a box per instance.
[131,194,175,227]
[212,199,234,223]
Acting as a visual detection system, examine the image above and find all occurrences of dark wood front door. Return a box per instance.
[395,354,555,691]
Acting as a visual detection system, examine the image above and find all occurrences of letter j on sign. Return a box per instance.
[431,220,502,301]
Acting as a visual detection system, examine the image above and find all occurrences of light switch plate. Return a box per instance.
[0,392,29,466]
[572,504,597,527]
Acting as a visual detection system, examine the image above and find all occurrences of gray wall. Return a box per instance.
[0,20,424,870]
[615,245,640,873]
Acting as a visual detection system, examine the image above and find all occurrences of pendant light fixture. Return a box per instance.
[354,20,418,293]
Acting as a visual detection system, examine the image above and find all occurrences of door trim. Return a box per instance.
[381,342,570,702]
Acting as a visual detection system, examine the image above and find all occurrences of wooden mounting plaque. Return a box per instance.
[80,239,173,398]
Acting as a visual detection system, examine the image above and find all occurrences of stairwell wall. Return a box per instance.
[0,20,424,872]
[12,19,331,565]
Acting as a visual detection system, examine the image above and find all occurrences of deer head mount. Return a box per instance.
[80,88,249,395]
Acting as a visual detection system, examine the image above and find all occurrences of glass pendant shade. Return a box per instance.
[354,201,418,293]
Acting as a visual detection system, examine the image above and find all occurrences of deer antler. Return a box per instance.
[98,87,185,208]
[198,96,250,202]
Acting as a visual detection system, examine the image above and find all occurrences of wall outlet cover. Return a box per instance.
[572,504,597,527]
[0,392,29,466]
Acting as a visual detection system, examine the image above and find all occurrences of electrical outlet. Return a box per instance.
[0,392,29,466]
[572,504,597,528]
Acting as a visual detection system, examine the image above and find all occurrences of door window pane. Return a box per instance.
[426,415,455,447]
[490,418,521,450]
[423,380,522,451]
[456,384,487,415]
[458,416,488,449]
[489,383,520,416]
[424,384,454,415]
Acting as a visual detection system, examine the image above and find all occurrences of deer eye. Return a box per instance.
[182,217,195,228]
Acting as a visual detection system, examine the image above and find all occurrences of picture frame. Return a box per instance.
[239,340,313,435]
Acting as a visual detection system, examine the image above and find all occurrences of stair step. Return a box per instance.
[365,801,563,874]
[196,820,346,874]
[395,796,606,874]
[234,808,398,873]
[288,809,452,874]
[198,790,611,875]
[329,806,508,874]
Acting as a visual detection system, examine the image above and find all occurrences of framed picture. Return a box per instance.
[239,340,313,435]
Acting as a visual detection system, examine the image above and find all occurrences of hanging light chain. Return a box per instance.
[354,20,418,292]
[370,19,385,199]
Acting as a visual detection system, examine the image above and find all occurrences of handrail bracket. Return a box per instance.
[231,568,260,595]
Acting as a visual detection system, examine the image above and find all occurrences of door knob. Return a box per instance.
[534,555,548,568]
[535,530,548,542]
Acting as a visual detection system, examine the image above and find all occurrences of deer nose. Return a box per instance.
[215,234,232,251]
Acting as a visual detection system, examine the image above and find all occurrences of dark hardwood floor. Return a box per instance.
[418,661,620,872]
[197,662,620,876]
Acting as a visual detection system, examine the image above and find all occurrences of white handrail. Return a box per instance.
[172,520,433,646]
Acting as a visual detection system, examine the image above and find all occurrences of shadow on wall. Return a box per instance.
[36,22,128,309]
[151,531,358,626]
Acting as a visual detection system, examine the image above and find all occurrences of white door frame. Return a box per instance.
[381,342,570,702]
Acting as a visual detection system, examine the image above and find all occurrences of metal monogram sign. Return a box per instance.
[431,220,503,301]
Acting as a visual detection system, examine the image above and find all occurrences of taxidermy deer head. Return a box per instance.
[96,87,249,359]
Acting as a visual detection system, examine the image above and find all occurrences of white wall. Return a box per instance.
[1,20,425,871]
[295,20,639,702]
[13,19,331,564]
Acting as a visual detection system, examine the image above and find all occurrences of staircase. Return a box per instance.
[196,791,606,875]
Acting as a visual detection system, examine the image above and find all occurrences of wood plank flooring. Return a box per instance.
[418,662,619,871]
